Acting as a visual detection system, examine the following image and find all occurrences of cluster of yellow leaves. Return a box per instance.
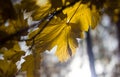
[0,0,100,77]
[27,1,100,62]
[0,1,29,77]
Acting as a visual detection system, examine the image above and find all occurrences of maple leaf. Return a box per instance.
[28,18,84,61]
[63,2,91,31]
[63,2,100,31]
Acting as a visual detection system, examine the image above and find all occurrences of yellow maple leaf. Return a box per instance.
[28,19,83,61]
[63,2,91,31]
[63,2,100,31]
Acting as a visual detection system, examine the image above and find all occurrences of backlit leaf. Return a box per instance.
[63,2,91,31]
[63,2,100,31]
[28,19,80,61]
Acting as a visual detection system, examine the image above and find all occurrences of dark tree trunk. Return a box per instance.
[86,29,97,77]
